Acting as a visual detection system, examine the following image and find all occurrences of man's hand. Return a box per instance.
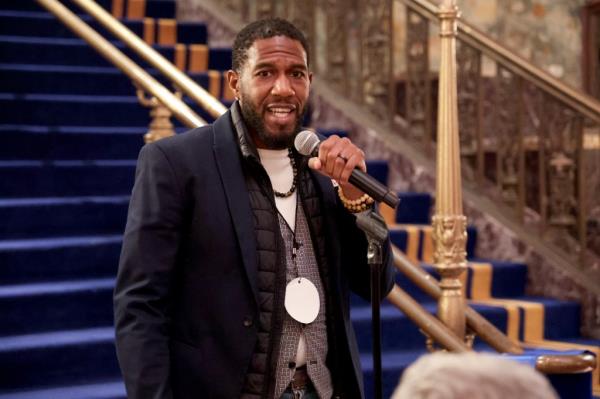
[307,135,367,200]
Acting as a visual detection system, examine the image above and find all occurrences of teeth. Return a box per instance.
[269,107,292,114]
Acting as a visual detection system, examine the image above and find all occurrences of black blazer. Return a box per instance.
[114,110,395,399]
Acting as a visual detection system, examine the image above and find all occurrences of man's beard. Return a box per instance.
[239,94,306,150]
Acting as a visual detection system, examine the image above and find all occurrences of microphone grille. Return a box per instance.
[294,130,320,156]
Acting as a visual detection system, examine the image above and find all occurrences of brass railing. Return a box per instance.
[391,247,522,354]
[68,0,227,119]
[35,0,206,134]
[36,0,230,142]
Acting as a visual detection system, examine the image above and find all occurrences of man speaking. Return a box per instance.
[114,18,395,399]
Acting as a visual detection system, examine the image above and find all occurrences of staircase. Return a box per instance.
[0,1,598,398]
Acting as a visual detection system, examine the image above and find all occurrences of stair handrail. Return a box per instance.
[402,0,600,123]
[400,0,600,122]
[386,283,470,352]
[392,246,523,354]
[68,0,228,119]
[35,0,206,128]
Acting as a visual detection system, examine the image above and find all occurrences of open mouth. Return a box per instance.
[266,104,297,119]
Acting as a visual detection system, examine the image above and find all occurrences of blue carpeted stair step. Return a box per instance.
[0,278,114,336]
[0,160,136,197]
[173,21,209,45]
[144,0,176,19]
[0,196,129,240]
[466,258,528,298]
[0,35,185,69]
[394,192,432,224]
[0,379,125,399]
[364,160,388,186]
[0,125,146,160]
[351,296,581,352]
[0,94,216,127]
[519,297,581,340]
[350,302,508,352]
[390,259,528,304]
[0,235,122,285]
[0,10,145,40]
[0,9,205,45]
[0,64,215,96]
[0,93,161,127]
[361,348,422,399]
[207,47,233,71]
[0,327,120,391]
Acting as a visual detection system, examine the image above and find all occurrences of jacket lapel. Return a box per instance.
[212,112,259,307]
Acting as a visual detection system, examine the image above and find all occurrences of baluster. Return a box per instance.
[432,0,467,340]
[456,41,481,179]
[575,116,586,268]
[360,0,393,124]
[324,0,348,96]
[548,103,580,245]
[517,80,526,222]
[285,0,315,68]
[405,8,431,147]
[538,93,548,228]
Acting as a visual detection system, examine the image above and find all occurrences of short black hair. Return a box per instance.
[231,18,310,72]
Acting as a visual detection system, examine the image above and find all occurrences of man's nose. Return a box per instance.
[271,74,295,97]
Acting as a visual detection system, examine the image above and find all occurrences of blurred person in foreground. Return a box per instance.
[113,17,395,399]
[391,352,558,399]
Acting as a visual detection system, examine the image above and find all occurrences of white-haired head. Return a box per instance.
[391,352,558,399]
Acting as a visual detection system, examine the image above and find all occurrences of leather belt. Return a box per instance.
[291,366,310,390]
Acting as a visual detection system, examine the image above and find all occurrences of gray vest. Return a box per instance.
[274,204,333,399]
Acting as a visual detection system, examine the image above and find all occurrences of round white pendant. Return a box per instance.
[284,277,320,324]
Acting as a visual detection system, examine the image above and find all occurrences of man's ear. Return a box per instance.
[226,70,241,100]
[308,71,313,85]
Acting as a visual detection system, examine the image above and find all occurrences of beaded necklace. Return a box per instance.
[273,148,297,198]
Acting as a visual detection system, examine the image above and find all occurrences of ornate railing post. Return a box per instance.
[136,86,179,143]
[431,0,467,339]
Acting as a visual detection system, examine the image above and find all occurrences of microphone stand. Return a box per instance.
[356,210,389,399]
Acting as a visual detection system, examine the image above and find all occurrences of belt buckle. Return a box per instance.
[290,367,309,397]
[291,376,307,391]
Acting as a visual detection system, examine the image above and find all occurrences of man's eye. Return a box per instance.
[291,71,305,78]
[257,71,271,77]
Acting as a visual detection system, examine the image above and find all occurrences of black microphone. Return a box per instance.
[294,130,399,209]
